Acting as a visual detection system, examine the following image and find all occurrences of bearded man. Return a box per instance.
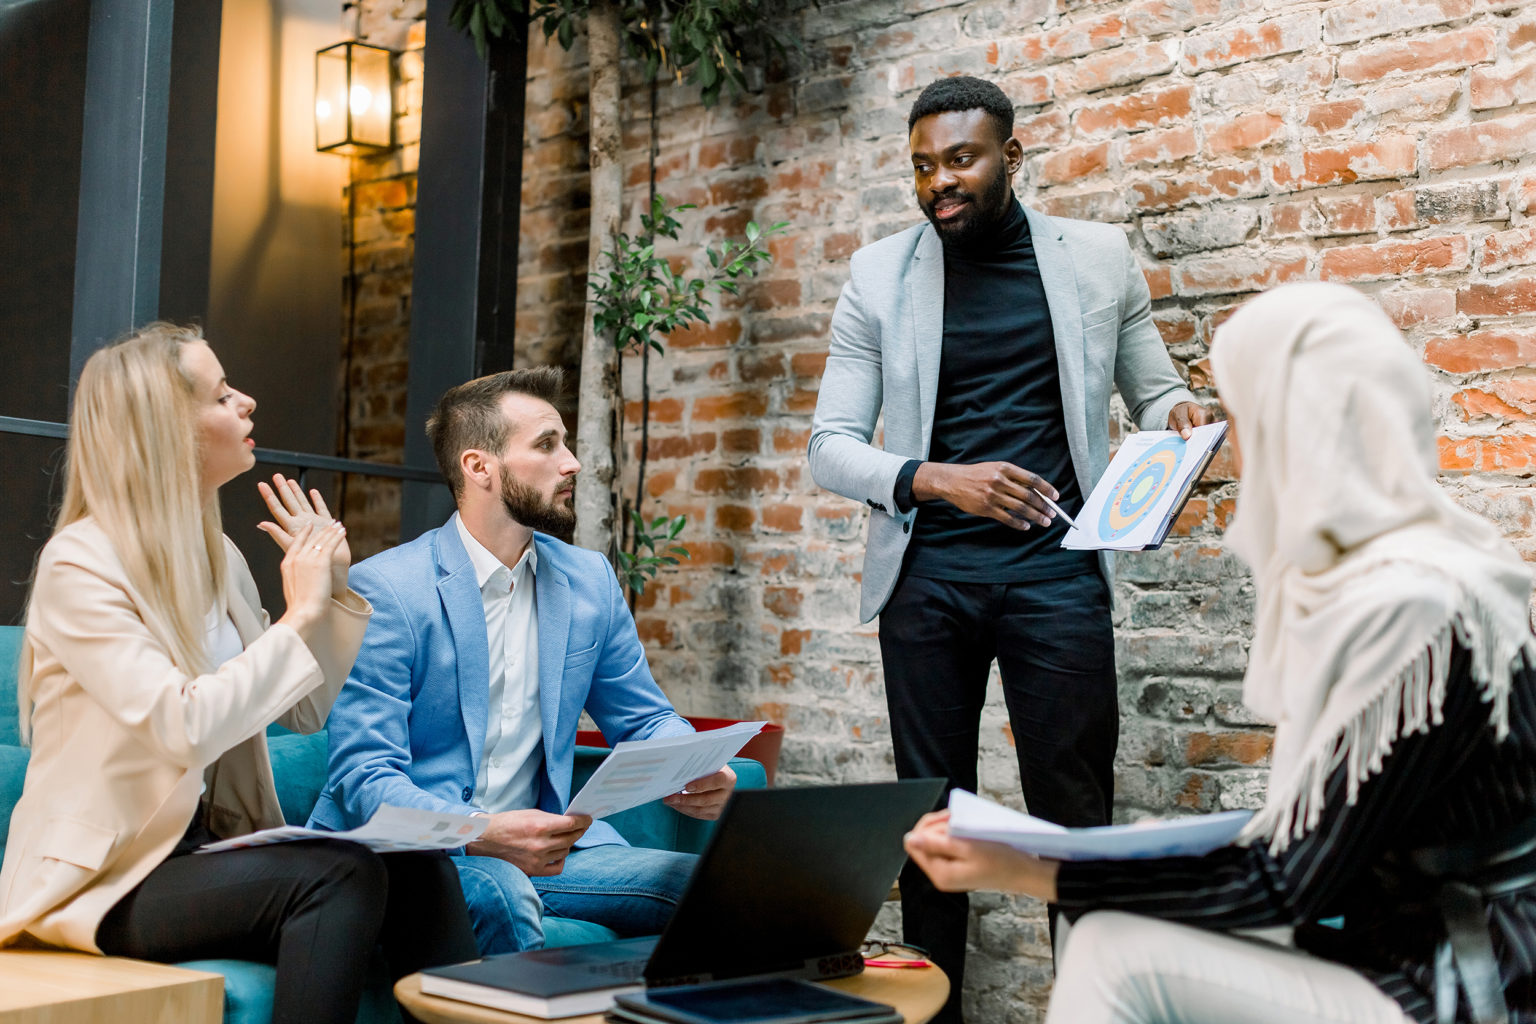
[312,367,734,954]
[808,76,1210,1021]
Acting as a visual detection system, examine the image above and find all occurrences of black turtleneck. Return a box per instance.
[896,200,1096,583]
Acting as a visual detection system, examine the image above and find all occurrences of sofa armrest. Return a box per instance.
[571,747,767,855]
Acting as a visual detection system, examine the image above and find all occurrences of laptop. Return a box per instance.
[427,779,944,1004]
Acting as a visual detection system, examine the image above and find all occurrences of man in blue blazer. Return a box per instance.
[310,367,735,953]
[808,77,1211,1021]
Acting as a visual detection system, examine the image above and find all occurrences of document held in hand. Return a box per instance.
[947,789,1252,861]
[196,804,487,855]
[1061,420,1229,552]
[566,721,766,819]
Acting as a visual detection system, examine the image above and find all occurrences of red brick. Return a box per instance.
[1269,137,1416,191]
[1038,142,1111,186]
[773,161,836,192]
[635,618,675,646]
[1014,110,1072,151]
[1378,289,1457,329]
[696,135,759,171]
[1338,27,1496,84]
[1127,167,1262,211]
[822,233,859,261]
[1144,265,1173,301]
[708,175,770,206]
[680,541,737,568]
[721,428,761,454]
[1181,12,1316,73]
[1269,194,1377,238]
[627,397,684,425]
[779,629,811,656]
[1177,252,1308,297]
[998,71,1052,107]
[1470,60,1536,110]
[691,392,768,422]
[1518,178,1536,216]
[747,279,802,312]
[1454,382,1536,421]
[1320,236,1470,283]
[645,433,717,460]
[1304,99,1364,134]
[693,467,780,495]
[668,318,742,350]
[1481,227,1536,273]
[1127,0,1249,37]
[1043,11,1128,59]
[1515,16,1536,52]
[1121,126,1198,167]
[1206,112,1286,154]
[1153,310,1197,345]
[786,388,820,415]
[1428,113,1536,171]
[791,351,827,378]
[762,585,803,619]
[737,353,784,384]
[1185,730,1273,766]
[773,427,811,453]
[714,505,756,531]
[1077,85,1193,134]
[1170,496,1209,535]
[762,504,804,532]
[1057,41,1179,95]
[1458,278,1536,317]
[645,470,678,499]
[1322,0,1473,44]
[1425,329,1536,372]
[1438,435,1536,475]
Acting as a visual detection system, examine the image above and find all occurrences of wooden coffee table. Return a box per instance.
[0,949,222,1024]
[395,964,950,1024]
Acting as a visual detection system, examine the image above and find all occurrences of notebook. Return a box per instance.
[420,779,944,1018]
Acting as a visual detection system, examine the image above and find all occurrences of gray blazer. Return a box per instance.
[808,209,1197,623]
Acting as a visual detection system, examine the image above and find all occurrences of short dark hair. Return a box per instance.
[426,366,567,497]
[907,76,1015,145]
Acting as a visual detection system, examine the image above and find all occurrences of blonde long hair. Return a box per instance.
[20,324,226,742]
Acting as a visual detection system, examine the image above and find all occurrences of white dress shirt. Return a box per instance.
[455,514,545,814]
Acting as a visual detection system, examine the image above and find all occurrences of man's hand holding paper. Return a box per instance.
[567,722,763,821]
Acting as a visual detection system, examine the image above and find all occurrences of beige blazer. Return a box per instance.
[0,517,370,952]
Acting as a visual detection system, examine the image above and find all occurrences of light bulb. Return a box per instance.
[315,98,333,120]
[349,84,372,116]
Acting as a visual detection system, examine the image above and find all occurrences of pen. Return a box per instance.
[1033,488,1080,531]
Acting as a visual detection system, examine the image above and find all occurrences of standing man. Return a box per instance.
[311,367,735,954]
[807,76,1209,1022]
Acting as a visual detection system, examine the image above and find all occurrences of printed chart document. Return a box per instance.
[947,789,1252,861]
[1062,420,1229,552]
[566,722,765,819]
[196,804,487,855]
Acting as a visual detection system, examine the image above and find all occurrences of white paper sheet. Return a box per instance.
[566,722,766,819]
[196,804,488,854]
[1062,421,1228,551]
[947,789,1252,861]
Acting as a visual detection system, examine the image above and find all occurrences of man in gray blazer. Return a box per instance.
[808,76,1209,1021]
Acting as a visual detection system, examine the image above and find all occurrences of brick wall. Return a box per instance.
[361,1,1536,1018]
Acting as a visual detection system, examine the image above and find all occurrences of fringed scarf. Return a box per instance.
[1209,283,1536,856]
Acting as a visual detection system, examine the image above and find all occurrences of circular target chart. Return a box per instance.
[1098,437,1186,541]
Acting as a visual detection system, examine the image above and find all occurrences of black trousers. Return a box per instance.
[878,571,1118,1024]
[97,830,478,1024]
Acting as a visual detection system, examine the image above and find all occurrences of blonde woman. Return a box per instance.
[0,324,476,1024]
[906,284,1536,1024]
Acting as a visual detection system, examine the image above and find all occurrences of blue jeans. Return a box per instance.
[454,844,697,955]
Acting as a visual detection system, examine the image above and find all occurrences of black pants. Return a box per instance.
[97,831,478,1024]
[879,571,1118,1024]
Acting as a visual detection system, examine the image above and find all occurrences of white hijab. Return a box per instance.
[1211,282,1535,854]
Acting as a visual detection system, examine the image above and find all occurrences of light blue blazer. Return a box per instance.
[308,517,692,848]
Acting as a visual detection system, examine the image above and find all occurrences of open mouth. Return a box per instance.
[931,196,969,220]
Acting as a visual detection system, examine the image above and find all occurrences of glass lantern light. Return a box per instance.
[314,41,394,154]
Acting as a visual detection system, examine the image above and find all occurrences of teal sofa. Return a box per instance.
[0,625,765,1024]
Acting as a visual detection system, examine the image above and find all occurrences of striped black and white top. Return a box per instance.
[1056,642,1536,1024]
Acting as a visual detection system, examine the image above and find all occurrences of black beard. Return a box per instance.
[919,162,1014,250]
[501,474,575,542]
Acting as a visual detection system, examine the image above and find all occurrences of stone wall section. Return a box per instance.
[356,0,1536,1019]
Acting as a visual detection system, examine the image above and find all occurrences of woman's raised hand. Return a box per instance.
[275,521,348,635]
[257,473,351,599]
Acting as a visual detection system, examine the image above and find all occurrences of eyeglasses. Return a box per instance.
[859,940,932,969]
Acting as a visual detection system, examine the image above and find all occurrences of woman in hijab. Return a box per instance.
[905,282,1536,1024]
